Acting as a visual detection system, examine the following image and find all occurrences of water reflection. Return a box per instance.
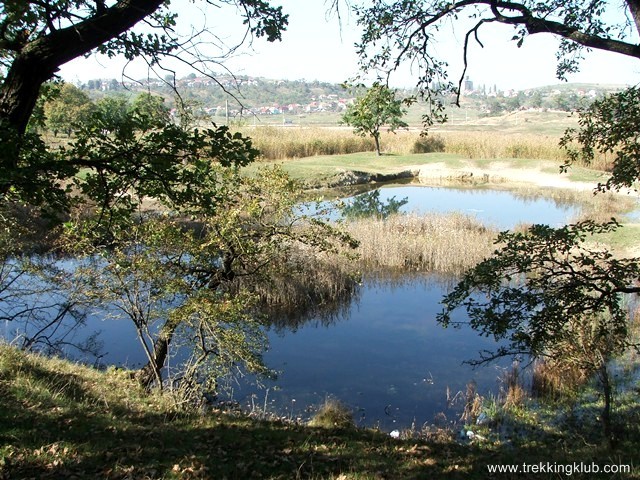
[3,184,578,432]
[231,275,512,431]
[306,183,580,231]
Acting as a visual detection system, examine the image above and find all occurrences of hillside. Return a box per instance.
[73,74,630,127]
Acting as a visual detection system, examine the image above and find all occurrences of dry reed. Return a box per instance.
[343,212,497,276]
[240,126,374,160]
[239,247,358,328]
[237,126,613,169]
[530,359,587,401]
[499,362,527,410]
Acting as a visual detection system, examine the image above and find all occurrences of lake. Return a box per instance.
[3,185,581,431]
[308,184,580,230]
[227,185,580,429]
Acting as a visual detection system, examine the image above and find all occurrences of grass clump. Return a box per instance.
[309,398,355,430]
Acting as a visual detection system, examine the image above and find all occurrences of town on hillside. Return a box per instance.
[72,74,630,121]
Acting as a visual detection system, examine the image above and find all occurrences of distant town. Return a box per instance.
[71,73,629,120]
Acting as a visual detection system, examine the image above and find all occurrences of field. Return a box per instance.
[238,108,640,259]
[237,107,613,173]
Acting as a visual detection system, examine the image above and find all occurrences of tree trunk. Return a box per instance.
[627,0,640,38]
[598,362,615,449]
[373,133,381,156]
[135,320,181,390]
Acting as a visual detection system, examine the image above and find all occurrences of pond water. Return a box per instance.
[304,184,581,231]
[3,185,582,431]
[231,277,513,431]
[371,185,579,229]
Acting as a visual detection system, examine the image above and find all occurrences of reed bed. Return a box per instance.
[504,185,636,224]
[343,212,497,276]
[238,126,613,170]
[240,126,375,160]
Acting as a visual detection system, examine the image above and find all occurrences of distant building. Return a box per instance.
[463,76,474,93]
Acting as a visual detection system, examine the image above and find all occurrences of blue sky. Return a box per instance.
[59,0,639,90]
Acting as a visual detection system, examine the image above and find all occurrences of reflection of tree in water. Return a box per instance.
[0,257,104,365]
[340,189,408,220]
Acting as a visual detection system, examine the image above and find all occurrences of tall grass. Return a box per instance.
[241,126,375,160]
[343,212,497,276]
[531,359,586,401]
[239,126,613,170]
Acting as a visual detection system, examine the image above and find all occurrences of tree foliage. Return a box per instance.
[340,82,408,155]
[438,220,640,442]
[561,86,640,193]
[0,0,288,208]
[43,83,95,137]
[352,0,640,121]
[130,92,171,127]
[59,164,357,391]
[0,0,361,400]
[439,220,640,366]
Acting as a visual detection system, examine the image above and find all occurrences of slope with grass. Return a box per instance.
[1,345,639,479]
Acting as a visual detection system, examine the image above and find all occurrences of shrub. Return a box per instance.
[309,398,354,429]
[411,134,446,153]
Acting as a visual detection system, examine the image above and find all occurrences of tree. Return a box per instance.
[561,87,640,193]
[44,83,95,136]
[61,162,357,392]
[340,82,408,156]
[131,93,171,128]
[352,1,640,117]
[3,84,359,394]
[438,220,640,444]
[0,0,288,207]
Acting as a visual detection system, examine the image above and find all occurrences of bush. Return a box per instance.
[411,134,446,153]
[309,398,354,429]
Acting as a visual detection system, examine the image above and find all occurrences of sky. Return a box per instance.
[59,0,640,91]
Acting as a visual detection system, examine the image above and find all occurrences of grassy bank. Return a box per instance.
[242,150,612,190]
[1,344,639,479]
[239,124,613,171]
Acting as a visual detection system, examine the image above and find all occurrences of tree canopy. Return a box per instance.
[0,0,364,399]
[0,0,288,209]
[340,82,408,155]
[353,0,640,117]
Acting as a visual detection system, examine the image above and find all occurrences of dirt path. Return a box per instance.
[411,160,637,195]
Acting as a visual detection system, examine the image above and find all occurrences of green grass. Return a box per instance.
[244,151,610,189]
[245,152,468,183]
[2,344,640,479]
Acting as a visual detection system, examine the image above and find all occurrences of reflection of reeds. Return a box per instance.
[239,248,359,330]
[344,213,497,276]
